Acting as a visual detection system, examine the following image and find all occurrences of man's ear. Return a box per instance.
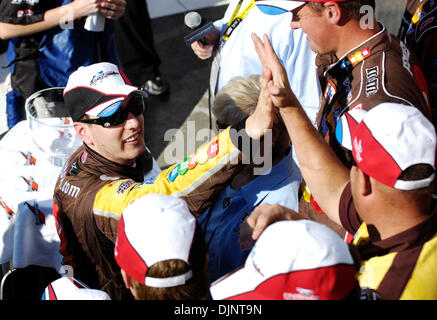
[74,122,93,146]
[324,2,342,25]
[356,167,372,197]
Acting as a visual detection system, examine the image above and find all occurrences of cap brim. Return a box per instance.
[256,0,305,14]
[210,260,270,300]
[86,88,148,118]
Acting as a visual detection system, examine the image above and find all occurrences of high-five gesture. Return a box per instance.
[251,33,301,110]
[245,68,275,139]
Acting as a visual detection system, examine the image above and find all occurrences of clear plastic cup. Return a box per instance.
[25,87,82,167]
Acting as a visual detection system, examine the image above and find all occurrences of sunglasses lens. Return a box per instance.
[104,95,146,127]
[127,95,146,116]
[256,5,289,15]
[82,94,147,127]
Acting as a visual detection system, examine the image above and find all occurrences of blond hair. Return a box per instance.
[213,75,284,128]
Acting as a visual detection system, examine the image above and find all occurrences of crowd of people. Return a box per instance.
[0,0,436,301]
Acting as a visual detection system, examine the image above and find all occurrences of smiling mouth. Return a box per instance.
[124,134,139,143]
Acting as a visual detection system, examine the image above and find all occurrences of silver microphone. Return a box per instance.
[183,11,216,46]
[184,11,202,29]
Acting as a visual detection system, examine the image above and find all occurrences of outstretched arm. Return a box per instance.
[0,0,126,40]
[249,33,350,226]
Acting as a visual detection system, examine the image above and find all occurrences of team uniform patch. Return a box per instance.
[324,80,337,104]
[116,180,136,194]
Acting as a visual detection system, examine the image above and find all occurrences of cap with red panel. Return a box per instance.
[336,103,436,190]
[114,194,196,288]
[210,219,357,300]
[63,62,148,121]
[41,277,111,300]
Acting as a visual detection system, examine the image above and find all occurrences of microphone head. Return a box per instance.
[184,11,202,29]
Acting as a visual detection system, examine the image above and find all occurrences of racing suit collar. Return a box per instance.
[80,143,153,182]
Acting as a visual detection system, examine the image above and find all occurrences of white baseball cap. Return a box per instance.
[114,194,196,288]
[336,103,436,190]
[63,62,148,121]
[210,220,357,300]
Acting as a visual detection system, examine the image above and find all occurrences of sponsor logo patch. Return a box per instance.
[324,80,337,104]
[365,66,379,96]
[20,151,36,165]
[116,180,136,194]
[90,71,119,86]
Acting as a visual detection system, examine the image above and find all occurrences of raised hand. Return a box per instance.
[252,33,301,110]
[245,67,275,139]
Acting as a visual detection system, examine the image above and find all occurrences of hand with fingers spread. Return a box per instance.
[251,33,301,110]
[99,0,126,20]
[239,203,302,249]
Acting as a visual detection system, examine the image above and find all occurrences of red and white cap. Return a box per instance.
[210,220,357,300]
[336,103,436,190]
[114,194,196,288]
[41,277,111,300]
[63,62,147,121]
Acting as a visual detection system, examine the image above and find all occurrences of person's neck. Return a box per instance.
[370,203,430,240]
[335,19,381,59]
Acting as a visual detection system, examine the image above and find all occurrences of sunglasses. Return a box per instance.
[255,1,305,16]
[79,93,147,128]
[256,4,290,15]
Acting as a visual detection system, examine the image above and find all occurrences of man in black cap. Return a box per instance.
[54,62,160,300]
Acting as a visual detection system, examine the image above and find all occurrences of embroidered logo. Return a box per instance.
[283,288,320,300]
[90,71,119,86]
[116,180,136,194]
[20,151,36,165]
[343,77,352,102]
[353,137,363,163]
[324,80,337,104]
[0,197,15,219]
[365,66,379,96]
[400,41,413,76]
[21,176,38,192]
[60,181,81,198]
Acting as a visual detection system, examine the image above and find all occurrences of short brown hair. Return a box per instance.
[307,0,376,21]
